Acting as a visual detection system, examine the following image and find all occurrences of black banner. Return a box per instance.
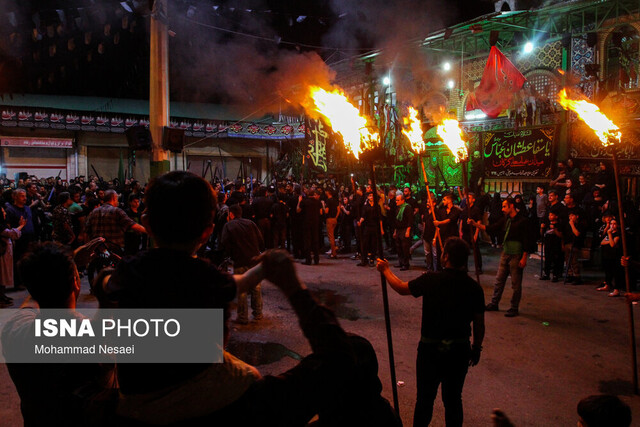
[482,126,555,178]
[305,118,332,172]
[570,120,640,160]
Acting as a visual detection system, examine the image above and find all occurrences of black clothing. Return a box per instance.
[221,218,265,268]
[459,204,483,241]
[437,206,461,241]
[361,201,380,260]
[104,248,237,395]
[271,201,289,249]
[124,208,145,255]
[326,198,339,218]
[394,204,414,268]
[543,220,564,277]
[408,268,484,427]
[300,197,322,263]
[460,203,484,271]
[409,269,485,340]
[210,289,401,426]
[252,196,274,220]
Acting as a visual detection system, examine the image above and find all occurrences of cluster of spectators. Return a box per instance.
[534,159,639,295]
[0,174,147,306]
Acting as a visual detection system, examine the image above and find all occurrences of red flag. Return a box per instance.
[466,46,526,118]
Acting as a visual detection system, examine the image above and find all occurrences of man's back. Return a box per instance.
[409,269,485,340]
[85,204,134,248]
[220,218,264,268]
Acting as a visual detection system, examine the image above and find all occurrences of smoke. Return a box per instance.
[168,0,463,117]
[167,1,336,114]
[322,0,459,118]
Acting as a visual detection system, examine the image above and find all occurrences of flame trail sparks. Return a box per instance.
[437,119,468,162]
[557,89,621,146]
[403,107,425,154]
[307,86,378,159]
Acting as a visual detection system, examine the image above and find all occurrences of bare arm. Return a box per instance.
[233,263,266,295]
[130,223,147,234]
[472,312,485,351]
[375,259,411,295]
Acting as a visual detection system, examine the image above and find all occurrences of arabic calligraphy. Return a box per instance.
[308,120,328,172]
[482,126,555,178]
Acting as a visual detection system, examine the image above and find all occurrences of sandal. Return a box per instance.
[608,289,621,297]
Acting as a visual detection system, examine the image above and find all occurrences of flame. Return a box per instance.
[308,86,378,159]
[437,119,468,162]
[403,107,425,154]
[557,89,621,146]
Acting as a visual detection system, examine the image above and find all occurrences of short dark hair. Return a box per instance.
[577,395,631,427]
[57,192,70,204]
[443,237,470,269]
[229,204,242,218]
[548,189,558,196]
[128,193,141,203]
[18,242,76,307]
[504,197,516,207]
[145,171,216,245]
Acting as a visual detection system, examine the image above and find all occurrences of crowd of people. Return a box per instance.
[0,159,637,425]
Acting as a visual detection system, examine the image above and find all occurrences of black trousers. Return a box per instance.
[303,221,320,263]
[543,234,563,277]
[394,232,410,267]
[257,218,273,249]
[414,341,470,427]
[361,226,379,260]
[462,234,482,272]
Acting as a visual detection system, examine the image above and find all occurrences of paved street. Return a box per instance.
[2,244,640,426]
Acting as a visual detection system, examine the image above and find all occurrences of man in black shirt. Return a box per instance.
[297,189,323,265]
[358,192,383,267]
[393,192,414,271]
[252,187,274,249]
[459,192,484,274]
[221,204,265,324]
[270,195,289,250]
[377,237,485,426]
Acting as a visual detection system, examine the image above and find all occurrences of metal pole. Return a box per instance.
[611,148,638,394]
[369,161,400,413]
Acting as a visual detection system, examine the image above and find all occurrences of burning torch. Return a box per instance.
[437,119,481,285]
[558,89,637,394]
[402,107,444,254]
[307,86,400,411]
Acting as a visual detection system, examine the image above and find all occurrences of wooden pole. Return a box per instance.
[462,160,481,284]
[369,161,400,413]
[611,148,638,394]
[420,156,444,252]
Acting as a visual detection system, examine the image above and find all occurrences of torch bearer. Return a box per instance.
[307,86,400,411]
[403,107,444,254]
[437,119,482,285]
[558,89,638,394]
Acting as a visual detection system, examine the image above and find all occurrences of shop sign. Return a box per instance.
[1,137,73,148]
